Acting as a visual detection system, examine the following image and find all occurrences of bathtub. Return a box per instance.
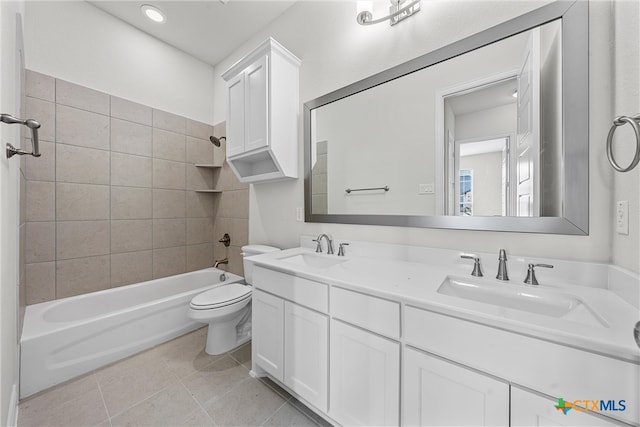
[20,268,244,398]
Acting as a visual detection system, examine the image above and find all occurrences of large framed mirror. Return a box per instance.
[304,0,588,234]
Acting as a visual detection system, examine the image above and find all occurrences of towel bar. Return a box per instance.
[606,114,640,172]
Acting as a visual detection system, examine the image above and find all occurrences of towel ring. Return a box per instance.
[606,114,640,172]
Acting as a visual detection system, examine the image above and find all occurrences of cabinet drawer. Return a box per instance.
[405,306,639,426]
[331,287,400,339]
[253,266,328,313]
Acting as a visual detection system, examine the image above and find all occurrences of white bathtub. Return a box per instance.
[20,268,244,398]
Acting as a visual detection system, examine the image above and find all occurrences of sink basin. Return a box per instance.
[437,276,600,321]
[281,253,346,269]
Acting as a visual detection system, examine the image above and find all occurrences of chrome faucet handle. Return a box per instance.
[496,249,509,281]
[460,254,483,277]
[524,263,554,286]
[312,239,323,253]
[337,243,349,256]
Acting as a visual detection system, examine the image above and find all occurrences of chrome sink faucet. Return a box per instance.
[313,234,334,254]
[496,249,509,281]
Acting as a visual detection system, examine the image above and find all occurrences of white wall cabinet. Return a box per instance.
[330,320,400,426]
[403,347,509,427]
[222,38,300,183]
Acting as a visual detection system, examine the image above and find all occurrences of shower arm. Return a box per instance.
[1,113,41,159]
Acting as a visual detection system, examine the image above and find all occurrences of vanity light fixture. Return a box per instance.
[141,4,166,23]
[356,0,421,26]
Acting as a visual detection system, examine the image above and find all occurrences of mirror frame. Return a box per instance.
[303,0,588,235]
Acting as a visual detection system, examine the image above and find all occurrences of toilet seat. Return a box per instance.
[190,283,251,310]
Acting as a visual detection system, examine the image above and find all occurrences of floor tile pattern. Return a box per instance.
[18,328,331,426]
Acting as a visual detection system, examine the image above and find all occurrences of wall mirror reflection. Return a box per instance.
[304,1,588,234]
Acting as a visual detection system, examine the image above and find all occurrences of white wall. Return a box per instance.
[23,1,215,124]
[460,151,503,216]
[212,0,630,270]
[612,0,640,272]
[0,2,24,424]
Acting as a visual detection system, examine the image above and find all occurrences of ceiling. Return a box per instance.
[87,0,297,67]
[446,78,518,117]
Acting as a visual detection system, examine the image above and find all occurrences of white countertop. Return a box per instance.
[250,246,640,364]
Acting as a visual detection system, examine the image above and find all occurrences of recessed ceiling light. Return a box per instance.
[141,4,166,23]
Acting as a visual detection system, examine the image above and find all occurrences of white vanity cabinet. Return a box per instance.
[251,267,329,412]
[252,289,284,381]
[404,305,636,427]
[222,38,300,183]
[511,387,623,427]
[284,301,328,411]
[403,347,509,426]
[330,320,400,426]
[329,287,401,426]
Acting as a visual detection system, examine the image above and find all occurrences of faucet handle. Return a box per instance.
[460,254,483,277]
[524,263,553,286]
[337,243,349,256]
[312,239,323,253]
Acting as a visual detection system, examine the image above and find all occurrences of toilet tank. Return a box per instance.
[242,245,280,284]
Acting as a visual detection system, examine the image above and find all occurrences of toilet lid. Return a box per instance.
[190,283,251,310]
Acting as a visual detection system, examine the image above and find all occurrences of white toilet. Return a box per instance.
[188,245,280,355]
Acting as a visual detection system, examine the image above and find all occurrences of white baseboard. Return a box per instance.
[6,383,18,427]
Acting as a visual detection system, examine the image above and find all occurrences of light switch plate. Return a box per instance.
[616,200,629,235]
[419,183,435,194]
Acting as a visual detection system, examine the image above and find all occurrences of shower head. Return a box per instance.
[209,136,226,147]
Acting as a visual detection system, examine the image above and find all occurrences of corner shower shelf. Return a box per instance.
[194,189,222,193]
[194,164,222,193]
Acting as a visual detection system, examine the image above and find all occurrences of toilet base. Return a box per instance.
[204,322,251,355]
[200,304,252,355]
[205,331,250,355]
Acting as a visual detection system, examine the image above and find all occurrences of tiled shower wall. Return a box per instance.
[211,122,250,275]
[22,70,248,305]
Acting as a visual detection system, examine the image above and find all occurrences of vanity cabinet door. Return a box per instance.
[284,302,328,412]
[330,320,400,426]
[403,347,509,427]
[252,290,284,382]
[511,387,624,427]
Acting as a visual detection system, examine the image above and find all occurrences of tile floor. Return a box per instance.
[18,327,331,427]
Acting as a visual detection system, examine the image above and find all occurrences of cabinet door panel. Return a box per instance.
[330,320,400,426]
[226,73,245,157]
[252,290,284,381]
[245,54,269,153]
[403,347,508,427]
[511,387,624,427]
[284,302,328,411]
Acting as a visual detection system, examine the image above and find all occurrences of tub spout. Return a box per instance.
[213,258,229,268]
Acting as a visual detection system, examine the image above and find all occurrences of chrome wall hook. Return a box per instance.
[2,113,41,159]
